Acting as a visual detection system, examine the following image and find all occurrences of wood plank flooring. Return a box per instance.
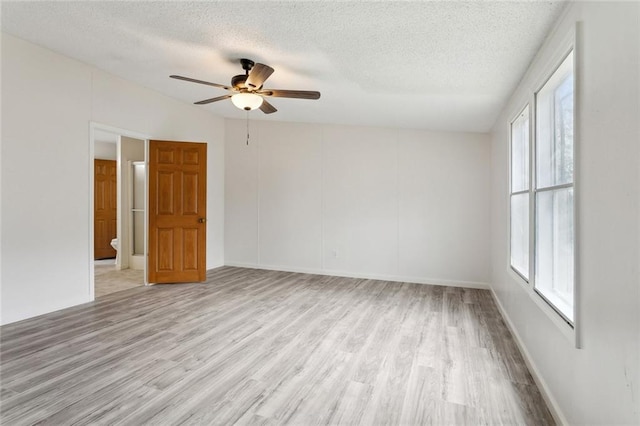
[0,267,554,425]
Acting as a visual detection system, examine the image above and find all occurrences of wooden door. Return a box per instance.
[94,159,117,259]
[148,140,207,283]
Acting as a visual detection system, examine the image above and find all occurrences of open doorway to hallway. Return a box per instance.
[92,126,147,298]
[94,259,142,297]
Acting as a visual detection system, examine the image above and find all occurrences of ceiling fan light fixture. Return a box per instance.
[171,59,320,114]
[231,93,263,111]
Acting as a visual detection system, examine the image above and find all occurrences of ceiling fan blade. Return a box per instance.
[257,89,321,100]
[194,94,232,105]
[245,63,274,90]
[170,75,232,91]
[259,99,278,114]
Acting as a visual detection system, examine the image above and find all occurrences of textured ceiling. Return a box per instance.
[1,1,566,132]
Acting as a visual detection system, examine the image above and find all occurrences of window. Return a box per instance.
[535,51,575,323]
[509,50,575,325]
[510,106,530,279]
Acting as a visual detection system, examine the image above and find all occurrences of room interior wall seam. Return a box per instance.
[490,288,568,425]
[256,120,261,265]
[395,129,400,276]
[220,120,226,267]
[320,124,325,270]
[88,123,96,300]
[225,261,491,290]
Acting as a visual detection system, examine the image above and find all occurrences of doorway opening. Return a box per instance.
[90,123,150,299]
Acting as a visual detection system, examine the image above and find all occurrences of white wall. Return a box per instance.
[225,119,491,287]
[94,140,117,160]
[1,33,225,325]
[490,2,639,424]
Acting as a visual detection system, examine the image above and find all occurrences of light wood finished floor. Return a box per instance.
[94,263,144,298]
[0,267,554,425]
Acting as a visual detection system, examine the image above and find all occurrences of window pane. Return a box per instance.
[535,187,574,322]
[510,193,529,279]
[511,107,529,192]
[536,51,574,189]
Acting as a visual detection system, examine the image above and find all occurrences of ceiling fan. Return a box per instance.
[170,58,321,114]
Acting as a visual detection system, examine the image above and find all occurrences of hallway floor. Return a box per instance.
[94,260,144,297]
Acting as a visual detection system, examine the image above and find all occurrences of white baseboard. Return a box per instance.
[223,262,490,290]
[129,255,145,271]
[0,295,93,326]
[490,289,568,426]
[207,262,225,270]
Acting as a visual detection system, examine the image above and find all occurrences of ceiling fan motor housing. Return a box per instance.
[231,74,248,89]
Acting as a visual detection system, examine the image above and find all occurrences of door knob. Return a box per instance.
[198,218,206,223]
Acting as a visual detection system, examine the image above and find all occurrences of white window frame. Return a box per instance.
[509,105,531,282]
[507,26,580,348]
[533,50,575,325]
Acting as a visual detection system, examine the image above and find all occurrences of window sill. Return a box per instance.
[507,267,578,348]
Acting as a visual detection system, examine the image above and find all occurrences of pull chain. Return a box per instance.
[246,111,250,146]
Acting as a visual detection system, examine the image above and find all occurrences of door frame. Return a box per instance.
[89,122,151,300]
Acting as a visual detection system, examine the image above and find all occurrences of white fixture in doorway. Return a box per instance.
[110,238,119,264]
